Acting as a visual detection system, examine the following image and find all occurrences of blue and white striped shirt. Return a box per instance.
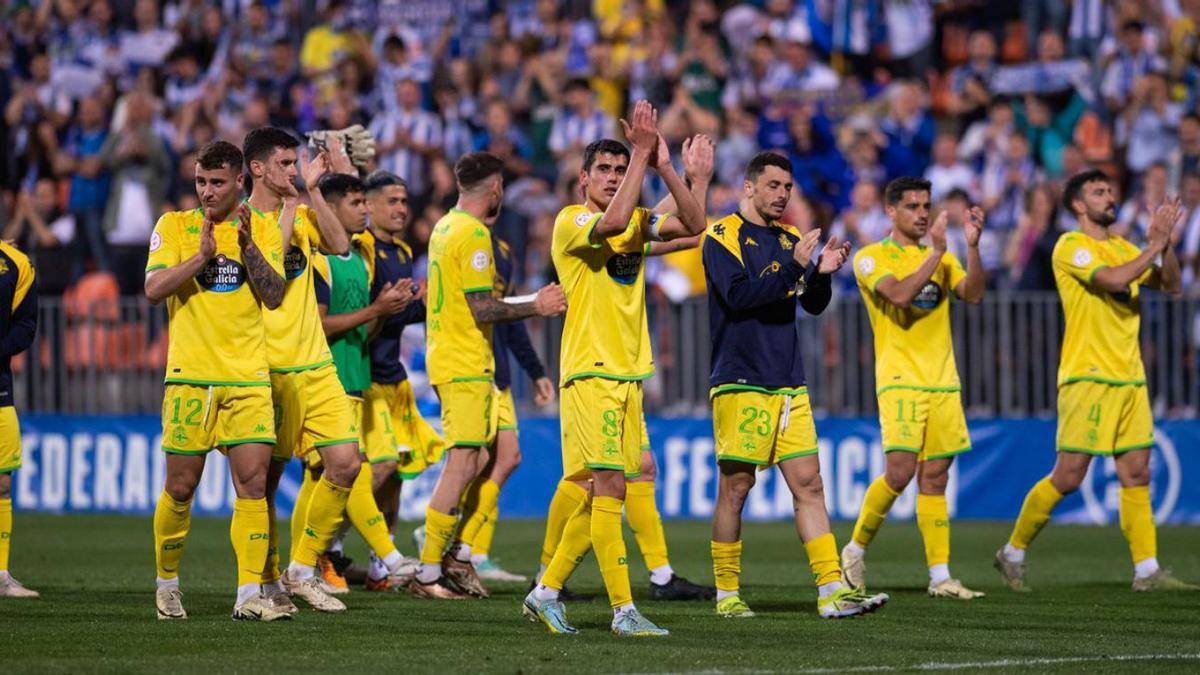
[370,108,443,195]
[548,109,615,157]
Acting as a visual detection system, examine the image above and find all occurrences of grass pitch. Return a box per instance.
[3,515,1199,673]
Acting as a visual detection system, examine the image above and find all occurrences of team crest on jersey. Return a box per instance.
[150,231,162,252]
[574,211,593,227]
[606,252,642,285]
[858,256,876,275]
[196,254,247,292]
[471,250,489,271]
[912,281,943,310]
[283,245,308,280]
[1072,248,1093,267]
[778,234,793,250]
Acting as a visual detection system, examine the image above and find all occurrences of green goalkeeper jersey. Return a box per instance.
[314,248,372,395]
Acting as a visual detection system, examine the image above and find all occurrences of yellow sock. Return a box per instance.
[153,492,191,580]
[851,476,900,547]
[710,540,742,594]
[0,498,13,571]
[804,533,841,587]
[1009,476,1063,550]
[541,480,588,567]
[459,479,500,549]
[289,469,317,562]
[542,497,592,590]
[347,462,397,558]
[294,476,351,568]
[420,506,458,565]
[230,497,270,587]
[261,499,280,583]
[1119,485,1157,565]
[592,495,633,608]
[625,481,670,571]
[916,494,951,568]
[474,501,500,556]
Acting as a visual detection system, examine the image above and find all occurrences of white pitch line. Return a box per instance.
[791,653,1200,674]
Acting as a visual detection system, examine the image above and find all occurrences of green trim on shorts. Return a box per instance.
[925,446,971,460]
[1114,442,1154,455]
[368,455,401,464]
[640,444,651,451]
[161,446,210,456]
[1060,376,1147,387]
[398,471,423,480]
[313,437,358,448]
[450,440,490,448]
[1058,446,1114,456]
[269,454,291,463]
[883,445,922,454]
[564,371,654,384]
[777,448,820,462]
[876,384,961,395]
[145,264,168,272]
[269,359,333,374]
[221,437,277,447]
[710,384,808,398]
[715,454,769,466]
[584,462,626,472]
[0,464,21,473]
[498,424,518,431]
[165,378,271,387]
[449,376,494,383]
[463,286,494,293]
[625,472,641,479]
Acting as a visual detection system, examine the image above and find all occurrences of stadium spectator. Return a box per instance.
[1117,161,1171,243]
[1004,183,1060,291]
[548,77,615,165]
[1117,72,1183,177]
[925,134,976,202]
[370,77,443,205]
[981,131,1038,232]
[57,94,111,279]
[1102,20,1168,112]
[947,31,998,124]
[879,81,936,181]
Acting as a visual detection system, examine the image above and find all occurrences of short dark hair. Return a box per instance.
[564,78,592,95]
[745,152,793,182]
[242,126,300,164]
[196,141,244,172]
[454,152,505,191]
[317,173,365,202]
[884,177,932,206]
[944,188,971,204]
[363,170,407,193]
[383,35,405,52]
[1062,169,1110,213]
[582,139,629,172]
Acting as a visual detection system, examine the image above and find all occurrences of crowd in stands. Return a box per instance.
[5,0,1200,302]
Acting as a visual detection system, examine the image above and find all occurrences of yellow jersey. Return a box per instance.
[426,208,496,385]
[257,203,335,372]
[1052,231,1151,386]
[552,203,659,384]
[146,208,283,386]
[854,237,968,393]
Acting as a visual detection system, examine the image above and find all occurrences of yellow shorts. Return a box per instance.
[0,406,20,473]
[878,388,971,460]
[640,415,650,451]
[497,387,518,434]
[160,384,275,454]
[435,380,499,449]
[270,365,358,461]
[304,396,366,468]
[712,388,818,467]
[365,380,446,478]
[560,377,643,480]
[1057,381,1153,455]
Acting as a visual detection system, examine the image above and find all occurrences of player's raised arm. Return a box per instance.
[591,100,656,241]
[237,203,285,309]
[1141,197,1184,295]
[955,206,987,304]
[145,216,214,304]
[650,134,711,241]
[647,233,703,256]
[874,210,947,309]
[301,146,351,256]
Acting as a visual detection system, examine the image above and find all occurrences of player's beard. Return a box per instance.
[1091,206,1117,226]
[487,194,502,219]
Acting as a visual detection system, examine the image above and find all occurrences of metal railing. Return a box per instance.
[14,293,1199,417]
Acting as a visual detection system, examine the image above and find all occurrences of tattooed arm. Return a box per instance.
[237,205,285,309]
[465,283,567,323]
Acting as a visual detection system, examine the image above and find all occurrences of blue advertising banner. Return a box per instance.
[11,415,1200,525]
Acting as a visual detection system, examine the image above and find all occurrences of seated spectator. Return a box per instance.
[548,78,615,166]
[1102,20,1167,112]
[1117,72,1183,178]
[947,31,998,125]
[981,131,1038,232]
[2,179,74,294]
[879,80,936,181]
[1004,183,1060,291]
[924,133,976,202]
